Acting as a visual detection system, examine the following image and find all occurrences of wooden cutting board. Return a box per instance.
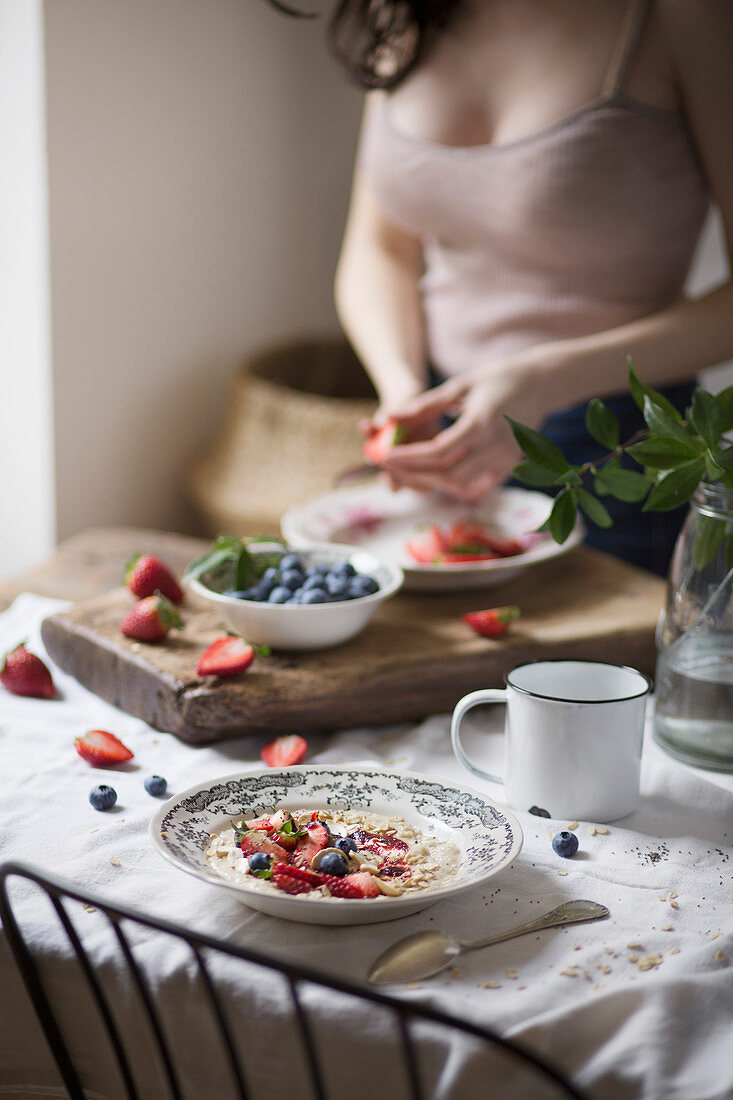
[39,530,665,744]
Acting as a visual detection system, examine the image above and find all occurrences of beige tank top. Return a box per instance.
[359,0,709,378]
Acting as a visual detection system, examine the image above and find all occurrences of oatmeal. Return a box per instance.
[205,806,461,901]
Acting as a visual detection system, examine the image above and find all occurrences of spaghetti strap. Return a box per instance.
[601,0,652,99]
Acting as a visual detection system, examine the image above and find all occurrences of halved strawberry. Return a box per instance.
[320,874,363,899]
[75,729,134,767]
[439,551,499,564]
[260,734,308,768]
[271,862,322,895]
[240,830,291,863]
[125,554,183,602]
[196,636,255,678]
[405,525,451,564]
[463,606,521,638]
[363,417,407,466]
[342,872,381,898]
[294,820,330,864]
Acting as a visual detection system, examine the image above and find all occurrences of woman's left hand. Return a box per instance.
[380,353,557,502]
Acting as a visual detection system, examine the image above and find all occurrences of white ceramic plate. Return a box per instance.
[150,765,523,926]
[281,484,584,592]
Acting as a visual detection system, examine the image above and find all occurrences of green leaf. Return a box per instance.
[687,387,723,450]
[544,488,578,544]
[576,488,613,528]
[704,452,725,481]
[234,543,258,590]
[626,436,702,470]
[716,384,733,433]
[716,444,733,471]
[693,513,726,571]
[643,396,700,452]
[505,417,571,474]
[512,460,560,487]
[642,458,704,512]
[585,399,619,449]
[184,534,243,581]
[594,465,651,502]
[555,469,583,486]
[628,359,684,424]
[593,475,611,496]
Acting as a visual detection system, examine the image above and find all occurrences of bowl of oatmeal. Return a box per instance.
[149,765,523,925]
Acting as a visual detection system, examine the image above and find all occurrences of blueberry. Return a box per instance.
[305,563,329,577]
[301,588,328,604]
[268,586,292,604]
[248,852,271,871]
[223,589,252,600]
[89,784,117,811]
[552,831,579,858]
[256,578,276,598]
[330,561,356,578]
[325,576,350,600]
[280,569,304,590]
[144,775,167,797]
[319,850,349,877]
[261,567,280,584]
[279,553,302,572]
[529,806,551,818]
[349,575,379,598]
[302,575,326,591]
[333,836,357,855]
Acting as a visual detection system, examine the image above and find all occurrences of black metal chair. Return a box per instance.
[0,861,589,1100]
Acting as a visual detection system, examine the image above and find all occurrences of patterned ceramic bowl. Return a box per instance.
[149,765,523,926]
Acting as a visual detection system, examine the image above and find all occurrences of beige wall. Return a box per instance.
[44,0,363,543]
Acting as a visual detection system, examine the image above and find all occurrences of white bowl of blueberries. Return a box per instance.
[186,541,403,650]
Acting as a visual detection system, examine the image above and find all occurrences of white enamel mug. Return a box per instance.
[451,660,651,822]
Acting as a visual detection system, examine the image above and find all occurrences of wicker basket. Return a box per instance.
[187,338,378,537]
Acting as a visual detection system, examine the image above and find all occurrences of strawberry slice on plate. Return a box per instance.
[260,734,308,768]
[405,525,451,564]
[342,872,381,898]
[75,729,134,766]
[196,636,255,678]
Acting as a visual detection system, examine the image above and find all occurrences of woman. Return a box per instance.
[328,0,733,574]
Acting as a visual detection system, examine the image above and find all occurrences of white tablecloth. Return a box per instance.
[0,593,731,1100]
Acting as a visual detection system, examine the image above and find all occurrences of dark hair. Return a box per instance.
[263,0,463,89]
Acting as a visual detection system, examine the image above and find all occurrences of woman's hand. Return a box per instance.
[379,352,557,502]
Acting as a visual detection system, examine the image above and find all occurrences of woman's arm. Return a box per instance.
[382,0,733,503]
[335,97,427,412]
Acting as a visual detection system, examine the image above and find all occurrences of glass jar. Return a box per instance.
[654,481,733,771]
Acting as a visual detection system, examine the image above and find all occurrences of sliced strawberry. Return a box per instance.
[438,551,500,564]
[320,874,363,899]
[196,636,255,678]
[120,594,184,642]
[75,729,134,767]
[363,417,407,466]
[463,606,521,638]
[342,872,381,898]
[271,862,323,895]
[294,820,330,864]
[245,815,276,831]
[479,534,525,558]
[405,525,451,564]
[260,734,308,768]
[240,830,291,863]
[125,554,183,602]
[0,643,56,699]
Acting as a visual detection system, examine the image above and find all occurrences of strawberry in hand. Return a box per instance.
[75,728,134,766]
[463,606,521,638]
[120,594,184,642]
[125,554,183,602]
[363,418,408,466]
[0,643,56,699]
[196,636,256,678]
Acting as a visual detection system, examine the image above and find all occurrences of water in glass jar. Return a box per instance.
[654,632,733,771]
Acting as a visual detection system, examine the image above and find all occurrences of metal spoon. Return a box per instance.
[368,899,609,985]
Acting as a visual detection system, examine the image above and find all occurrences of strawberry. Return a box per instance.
[240,830,290,863]
[271,862,322,895]
[196,636,254,678]
[439,551,499,564]
[363,417,408,466]
[75,728,134,766]
[260,734,308,768]
[293,820,330,864]
[0,643,55,699]
[320,874,363,899]
[405,525,451,564]
[120,594,184,641]
[463,606,521,638]
[125,554,183,602]
[342,872,381,898]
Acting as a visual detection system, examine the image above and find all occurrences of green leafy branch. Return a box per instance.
[185,534,286,592]
[507,360,733,569]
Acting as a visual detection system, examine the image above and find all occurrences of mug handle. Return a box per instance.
[451,689,507,784]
